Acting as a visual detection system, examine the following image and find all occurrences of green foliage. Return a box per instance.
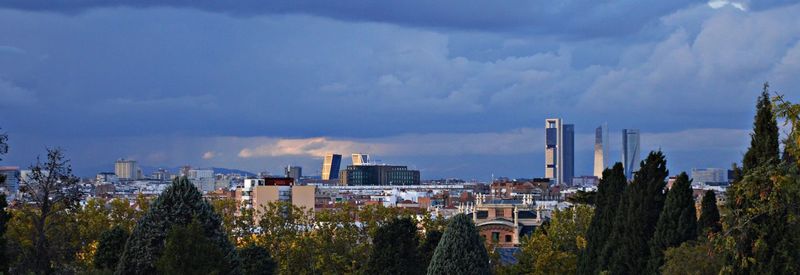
[0,193,10,274]
[419,229,443,272]
[156,219,227,275]
[116,177,240,275]
[742,83,780,171]
[427,213,491,275]
[773,92,800,164]
[578,163,626,275]
[661,240,724,275]
[697,190,721,236]
[646,172,697,274]
[366,217,422,275]
[512,205,594,275]
[238,244,275,275]
[94,226,129,271]
[601,151,669,274]
[566,190,596,205]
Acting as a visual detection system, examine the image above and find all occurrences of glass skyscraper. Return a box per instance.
[321,154,342,180]
[622,129,641,180]
[544,118,574,185]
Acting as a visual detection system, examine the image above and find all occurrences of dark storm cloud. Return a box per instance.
[0,0,702,37]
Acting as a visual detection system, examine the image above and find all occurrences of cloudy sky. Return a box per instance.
[1,0,798,179]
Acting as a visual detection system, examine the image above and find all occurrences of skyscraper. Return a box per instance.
[285,165,302,180]
[115,158,138,180]
[593,124,609,179]
[351,153,370,165]
[622,129,641,180]
[563,124,575,185]
[321,154,342,180]
[545,119,573,185]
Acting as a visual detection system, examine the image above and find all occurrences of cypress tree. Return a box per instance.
[116,177,240,274]
[427,214,490,275]
[646,172,697,274]
[601,151,669,274]
[419,229,443,273]
[742,82,780,172]
[0,193,9,274]
[577,163,626,275]
[697,190,720,236]
[366,217,421,275]
[94,226,129,271]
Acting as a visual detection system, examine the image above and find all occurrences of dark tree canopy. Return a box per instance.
[742,82,780,172]
[419,229,443,272]
[366,217,421,275]
[156,219,227,275]
[116,177,240,275]
[601,151,669,274]
[0,193,9,274]
[578,163,627,275]
[647,172,697,274]
[697,190,721,236]
[94,225,129,271]
[427,214,490,275]
[238,244,276,275]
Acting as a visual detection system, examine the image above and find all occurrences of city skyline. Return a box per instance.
[1,1,795,179]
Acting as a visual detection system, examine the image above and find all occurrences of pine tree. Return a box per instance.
[156,219,227,274]
[742,82,780,172]
[697,190,720,236]
[427,214,490,275]
[601,151,669,274]
[646,172,697,274]
[366,217,421,275]
[238,244,276,275]
[116,177,240,274]
[577,163,626,275]
[94,225,129,271]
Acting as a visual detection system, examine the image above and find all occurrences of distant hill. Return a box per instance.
[138,166,256,177]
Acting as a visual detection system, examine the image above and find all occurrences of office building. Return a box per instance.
[321,154,342,180]
[188,168,215,192]
[115,159,138,180]
[545,119,574,185]
[285,166,302,181]
[0,166,20,200]
[622,129,641,180]
[352,153,370,165]
[593,124,609,179]
[237,178,315,213]
[339,164,420,186]
[691,168,729,186]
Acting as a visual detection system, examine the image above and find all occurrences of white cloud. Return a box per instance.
[202,151,216,159]
[0,79,36,106]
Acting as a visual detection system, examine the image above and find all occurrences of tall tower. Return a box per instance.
[114,158,138,180]
[321,154,342,180]
[563,124,575,185]
[545,118,564,185]
[593,124,609,179]
[622,129,641,180]
[351,153,370,165]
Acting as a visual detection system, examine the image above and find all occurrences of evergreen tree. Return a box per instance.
[577,163,626,275]
[601,151,669,274]
[0,193,9,274]
[94,225,129,271]
[427,214,490,275]
[646,172,697,274]
[156,219,226,274]
[419,229,442,273]
[116,177,240,274]
[366,217,421,275]
[238,244,276,275]
[697,190,720,236]
[742,82,780,172]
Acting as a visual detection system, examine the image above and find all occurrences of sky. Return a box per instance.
[0,0,799,180]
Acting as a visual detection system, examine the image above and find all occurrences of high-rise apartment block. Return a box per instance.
[545,119,574,185]
[285,165,302,180]
[115,158,138,180]
[593,124,609,179]
[622,129,641,180]
[321,154,342,180]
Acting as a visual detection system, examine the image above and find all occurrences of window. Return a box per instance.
[505,235,512,242]
[495,208,504,218]
[492,232,500,242]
